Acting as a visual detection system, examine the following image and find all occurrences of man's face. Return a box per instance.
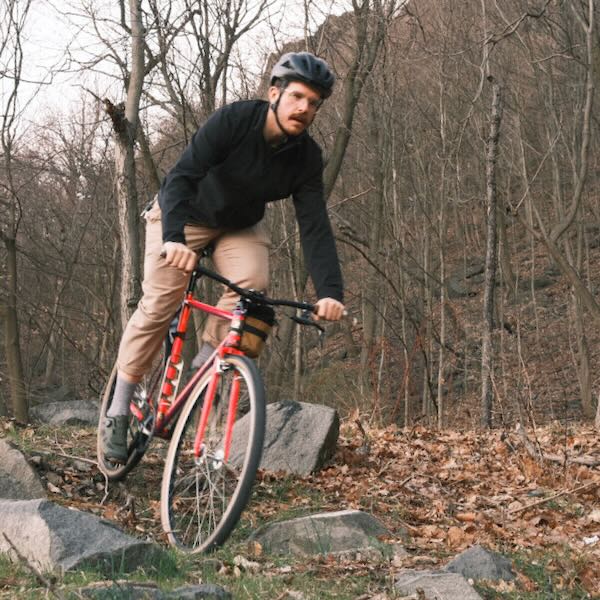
[269,81,323,135]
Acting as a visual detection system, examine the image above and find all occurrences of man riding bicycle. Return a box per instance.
[102,51,345,463]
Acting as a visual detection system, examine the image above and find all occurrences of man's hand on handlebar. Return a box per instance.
[161,241,197,273]
[314,297,345,321]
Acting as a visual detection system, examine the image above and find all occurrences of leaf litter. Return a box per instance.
[4,416,600,597]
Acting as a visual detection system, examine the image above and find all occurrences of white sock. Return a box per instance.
[107,376,137,417]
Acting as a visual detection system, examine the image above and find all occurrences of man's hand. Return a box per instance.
[314,297,345,321]
[161,241,197,273]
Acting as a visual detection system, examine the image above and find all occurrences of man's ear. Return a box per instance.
[268,86,281,111]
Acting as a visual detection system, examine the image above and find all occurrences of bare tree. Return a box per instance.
[506,0,597,418]
[481,80,502,428]
[102,0,146,329]
[0,0,32,422]
[146,0,273,134]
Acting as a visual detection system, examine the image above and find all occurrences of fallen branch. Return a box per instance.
[507,480,600,515]
[354,418,371,455]
[33,448,98,467]
[514,424,600,467]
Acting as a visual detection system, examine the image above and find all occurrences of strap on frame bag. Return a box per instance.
[240,304,276,358]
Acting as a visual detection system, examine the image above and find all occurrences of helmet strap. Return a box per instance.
[269,83,293,141]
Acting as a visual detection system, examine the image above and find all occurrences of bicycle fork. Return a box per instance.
[193,362,241,464]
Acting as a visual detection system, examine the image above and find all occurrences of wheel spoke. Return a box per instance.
[161,355,265,553]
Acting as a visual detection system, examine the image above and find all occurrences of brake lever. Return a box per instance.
[290,309,325,334]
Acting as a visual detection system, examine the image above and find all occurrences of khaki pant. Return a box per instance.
[116,201,270,378]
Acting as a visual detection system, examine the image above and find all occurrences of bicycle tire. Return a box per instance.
[160,354,265,553]
[97,348,165,481]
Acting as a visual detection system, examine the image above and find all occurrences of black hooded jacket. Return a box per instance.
[158,99,343,302]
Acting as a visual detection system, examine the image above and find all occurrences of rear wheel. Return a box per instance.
[97,348,165,481]
[161,354,265,553]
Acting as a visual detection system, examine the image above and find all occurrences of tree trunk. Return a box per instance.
[114,137,142,328]
[436,163,447,429]
[497,200,516,298]
[106,0,145,330]
[43,282,63,385]
[481,82,503,428]
[3,237,27,423]
[0,0,31,424]
[421,229,433,417]
[573,292,594,418]
[360,150,385,378]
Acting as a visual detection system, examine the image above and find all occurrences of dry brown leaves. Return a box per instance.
[6,417,600,596]
[254,420,600,595]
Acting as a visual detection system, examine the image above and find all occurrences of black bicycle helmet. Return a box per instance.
[270,52,335,98]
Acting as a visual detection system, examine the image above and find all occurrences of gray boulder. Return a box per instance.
[77,582,163,599]
[30,400,99,425]
[164,585,231,599]
[0,499,165,574]
[250,509,392,557]
[395,569,483,600]
[31,384,77,404]
[0,437,46,500]
[444,545,515,581]
[231,400,339,475]
[446,275,472,299]
[77,582,231,599]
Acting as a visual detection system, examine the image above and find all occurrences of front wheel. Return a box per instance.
[161,354,265,553]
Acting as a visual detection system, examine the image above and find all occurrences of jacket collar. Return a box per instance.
[256,100,308,153]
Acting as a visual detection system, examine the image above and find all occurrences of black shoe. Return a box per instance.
[101,415,129,464]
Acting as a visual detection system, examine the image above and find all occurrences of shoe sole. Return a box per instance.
[104,452,128,465]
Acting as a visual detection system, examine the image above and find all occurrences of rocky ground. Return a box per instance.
[1,415,599,598]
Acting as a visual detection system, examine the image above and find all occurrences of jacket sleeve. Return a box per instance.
[158,106,236,244]
[292,149,344,302]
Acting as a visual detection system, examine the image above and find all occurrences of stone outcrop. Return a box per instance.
[0,437,46,500]
[0,499,165,574]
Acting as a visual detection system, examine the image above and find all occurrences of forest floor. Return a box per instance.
[1,416,599,599]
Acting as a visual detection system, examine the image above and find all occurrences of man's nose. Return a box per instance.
[296,98,309,112]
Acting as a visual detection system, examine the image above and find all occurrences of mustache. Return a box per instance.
[290,115,308,124]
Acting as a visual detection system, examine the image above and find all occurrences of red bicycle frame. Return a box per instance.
[129,274,248,461]
[126,254,318,466]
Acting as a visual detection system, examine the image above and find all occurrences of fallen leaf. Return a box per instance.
[588,509,600,523]
[516,571,537,592]
[47,482,61,494]
[447,526,466,548]
[233,555,260,573]
[455,512,478,522]
[247,540,263,557]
